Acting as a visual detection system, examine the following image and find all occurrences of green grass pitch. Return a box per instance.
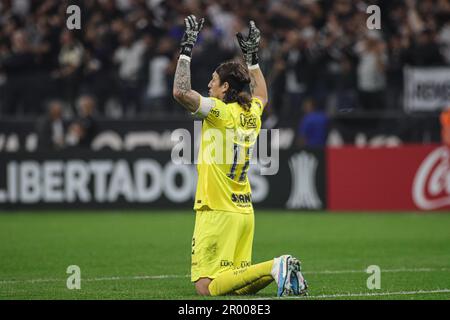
[0,211,449,300]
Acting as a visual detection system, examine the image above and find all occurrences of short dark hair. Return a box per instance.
[215,61,252,111]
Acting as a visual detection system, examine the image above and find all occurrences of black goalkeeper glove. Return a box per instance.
[236,20,261,67]
[180,15,204,58]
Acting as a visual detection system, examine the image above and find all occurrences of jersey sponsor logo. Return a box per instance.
[231,192,252,204]
[240,114,257,128]
[413,146,450,210]
[240,261,251,268]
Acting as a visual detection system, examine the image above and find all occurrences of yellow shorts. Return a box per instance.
[191,210,254,282]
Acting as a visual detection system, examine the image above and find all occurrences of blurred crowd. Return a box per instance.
[0,0,449,127]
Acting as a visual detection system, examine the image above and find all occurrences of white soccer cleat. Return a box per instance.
[289,257,308,296]
[271,255,308,297]
[271,254,291,297]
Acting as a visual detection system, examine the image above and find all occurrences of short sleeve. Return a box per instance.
[191,96,214,119]
[197,97,228,127]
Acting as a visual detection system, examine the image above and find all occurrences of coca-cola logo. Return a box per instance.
[412,146,450,210]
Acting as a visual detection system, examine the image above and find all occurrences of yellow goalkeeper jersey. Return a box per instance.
[193,96,264,214]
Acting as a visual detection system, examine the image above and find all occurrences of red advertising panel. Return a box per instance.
[327,144,450,211]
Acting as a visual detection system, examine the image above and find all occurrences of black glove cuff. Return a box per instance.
[250,52,259,66]
[245,52,259,67]
[180,44,194,57]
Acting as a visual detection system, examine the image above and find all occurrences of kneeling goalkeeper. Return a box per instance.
[172,15,308,297]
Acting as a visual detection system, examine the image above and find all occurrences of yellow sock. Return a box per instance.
[208,260,273,296]
[233,275,273,295]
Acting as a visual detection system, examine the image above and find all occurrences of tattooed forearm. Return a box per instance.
[173,57,200,112]
[174,58,191,97]
[249,72,256,96]
[248,67,268,105]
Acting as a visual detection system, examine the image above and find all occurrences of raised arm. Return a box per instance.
[173,55,201,112]
[236,21,268,107]
[172,15,204,113]
[248,66,268,107]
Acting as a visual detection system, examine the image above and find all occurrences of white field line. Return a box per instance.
[250,289,450,300]
[0,274,189,285]
[0,267,449,285]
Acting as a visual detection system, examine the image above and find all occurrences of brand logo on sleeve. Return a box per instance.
[211,109,220,117]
